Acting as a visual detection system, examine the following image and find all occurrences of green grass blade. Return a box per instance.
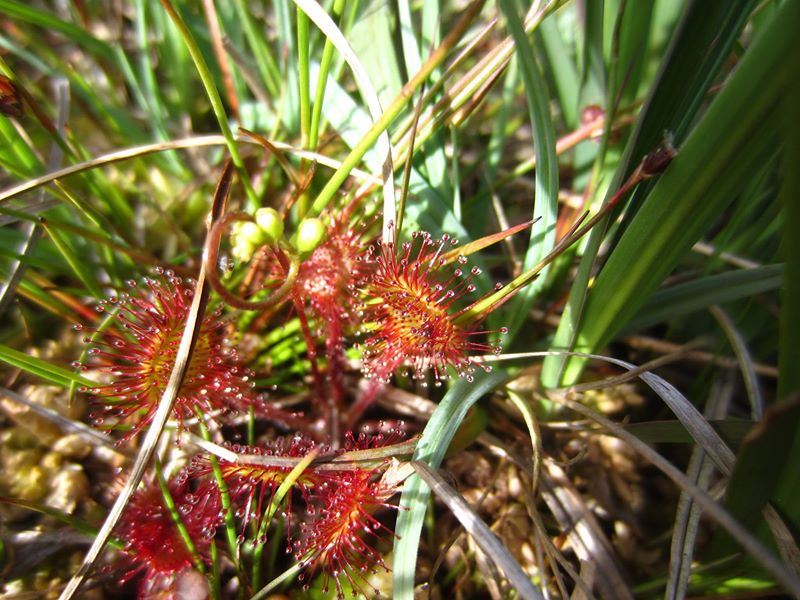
[134,0,186,175]
[496,0,558,339]
[558,0,799,383]
[579,0,605,106]
[0,343,94,388]
[623,264,783,333]
[296,6,311,146]
[0,0,111,57]
[158,0,258,209]
[609,1,654,108]
[778,69,800,400]
[232,0,280,99]
[393,369,509,600]
[308,0,345,150]
[39,221,102,298]
[536,16,580,128]
[543,0,763,386]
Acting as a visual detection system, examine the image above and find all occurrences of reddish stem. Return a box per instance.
[204,211,299,311]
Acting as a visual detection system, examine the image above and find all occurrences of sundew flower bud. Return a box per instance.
[77,268,259,438]
[296,218,327,255]
[254,207,284,244]
[360,230,506,385]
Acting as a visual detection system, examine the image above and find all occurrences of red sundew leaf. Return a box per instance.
[76,268,264,439]
[295,431,405,599]
[116,475,220,580]
[189,436,326,547]
[360,231,506,385]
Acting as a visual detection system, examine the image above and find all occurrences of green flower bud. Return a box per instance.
[231,238,257,263]
[237,221,265,246]
[255,207,284,244]
[296,218,327,255]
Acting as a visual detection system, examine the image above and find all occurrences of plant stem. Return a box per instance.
[195,413,241,571]
[297,6,311,146]
[308,0,346,150]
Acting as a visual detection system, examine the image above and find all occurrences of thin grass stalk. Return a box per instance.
[153,457,210,578]
[196,413,241,572]
[291,0,395,241]
[56,246,211,600]
[232,0,280,98]
[0,75,66,315]
[393,370,510,600]
[251,448,319,590]
[297,7,311,146]
[778,72,800,400]
[209,540,221,598]
[202,0,240,122]
[251,563,303,600]
[395,85,426,239]
[158,0,258,209]
[665,375,732,600]
[710,305,764,420]
[38,220,102,298]
[308,0,346,150]
[133,0,184,175]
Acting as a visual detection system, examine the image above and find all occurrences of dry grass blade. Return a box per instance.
[550,393,800,596]
[540,460,633,600]
[710,305,764,420]
[411,461,544,600]
[55,163,233,600]
[667,450,715,600]
[0,135,380,206]
[560,354,737,475]
[666,375,733,600]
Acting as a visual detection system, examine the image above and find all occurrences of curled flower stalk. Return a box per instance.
[77,268,260,438]
[204,210,301,312]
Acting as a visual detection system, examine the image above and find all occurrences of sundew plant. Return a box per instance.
[0,1,799,599]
